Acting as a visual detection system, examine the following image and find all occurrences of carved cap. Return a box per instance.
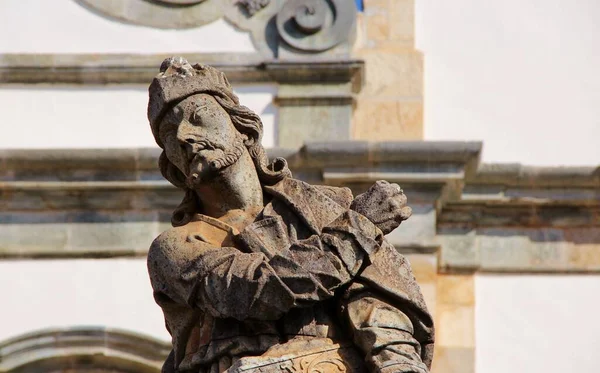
[148,57,239,147]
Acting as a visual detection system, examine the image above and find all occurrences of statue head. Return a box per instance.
[148,57,290,226]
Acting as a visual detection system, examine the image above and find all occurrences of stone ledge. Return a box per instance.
[470,163,600,188]
[438,227,600,274]
[0,53,365,91]
[2,142,598,265]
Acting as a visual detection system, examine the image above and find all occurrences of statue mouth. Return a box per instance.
[185,136,245,183]
[186,139,222,163]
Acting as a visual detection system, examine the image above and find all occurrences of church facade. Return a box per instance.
[0,1,599,373]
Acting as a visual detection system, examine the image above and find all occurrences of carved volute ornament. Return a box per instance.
[75,0,222,29]
[147,57,434,373]
[76,0,357,57]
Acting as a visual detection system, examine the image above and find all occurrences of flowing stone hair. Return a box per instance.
[158,94,291,227]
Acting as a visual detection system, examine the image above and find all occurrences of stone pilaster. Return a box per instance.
[352,0,424,141]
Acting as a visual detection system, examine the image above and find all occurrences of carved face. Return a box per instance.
[158,94,245,186]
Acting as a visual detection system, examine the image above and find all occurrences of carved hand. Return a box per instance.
[350,180,412,235]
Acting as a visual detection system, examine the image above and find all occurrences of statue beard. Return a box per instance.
[187,134,246,186]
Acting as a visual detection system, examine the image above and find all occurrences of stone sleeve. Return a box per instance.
[343,287,430,373]
[147,229,351,321]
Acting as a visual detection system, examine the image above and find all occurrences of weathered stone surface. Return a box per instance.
[436,305,474,348]
[0,53,365,86]
[389,0,416,43]
[277,103,353,148]
[353,99,423,141]
[76,0,221,29]
[439,227,600,273]
[353,0,424,141]
[144,57,434,373]
[436,275,474,306]
[431,346,475,373]
[354,50,423,97]
[0,211,164,258]
[438,229,480,272]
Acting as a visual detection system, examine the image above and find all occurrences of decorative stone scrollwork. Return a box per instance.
[237,0,271,16]
[278,351,349,373]
[75,0,221,29]
[276,0,356,52]
[155,0,207,4]
[75,0,357,56]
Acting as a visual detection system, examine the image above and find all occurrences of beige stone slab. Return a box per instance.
[363,0,390,10]
[437,275,475,306]
[353,99,423,140]
[436,304,475,348]
[405,254,438,316]
[406,254,437,283]
[354,49,423,97]
[278,105,353,148]
[365,13,390,42]
[419,282,437,320]
[568,244,600,270]
[431,347,475,373]
[389,0,415,43]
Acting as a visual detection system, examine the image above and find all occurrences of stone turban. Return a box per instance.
[147,57,240,147]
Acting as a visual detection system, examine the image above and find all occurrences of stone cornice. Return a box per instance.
[468,163,600,188]
[3,143,598,205]
[1,142,598,266]
[0,53,365,91]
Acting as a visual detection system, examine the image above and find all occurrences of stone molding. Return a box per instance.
[0,53,364,89]
[75,0,220,29]
[74,0,357,58]
[0,327,169,373]
[1,142,598,272]
[439,164,599,274]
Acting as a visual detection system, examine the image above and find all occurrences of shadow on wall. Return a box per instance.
[0,327,170,373]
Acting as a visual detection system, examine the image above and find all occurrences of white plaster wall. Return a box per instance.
[0,0,254,54]
[416,0,600,166]
[476,274,600,373]
[0,85,276,149]
[0,258,170,342]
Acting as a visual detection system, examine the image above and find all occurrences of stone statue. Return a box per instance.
[147,57,434,373]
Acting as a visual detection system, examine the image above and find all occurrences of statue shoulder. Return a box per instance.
[148,218,234,274]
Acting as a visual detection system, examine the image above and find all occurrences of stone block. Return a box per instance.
[0,223,69,255]
[405,254,437,283]
[431,347,474,373]
[389,0,415,43]
[567,244,600,271]
[354,49,423,97]
[352,99,423,141]
[563,227,600,245]
[478,228,572,272]
[66,222,159,254]
[436,304,475,348]
[437,275,474,306]
[363,0,390,11]
[131,188,182,210]
[438,229,480,272]
[366,13,389,41]
[406,254,437,317]
[278,105,352,148]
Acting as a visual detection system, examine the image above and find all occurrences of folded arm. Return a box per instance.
[148,225,352,321]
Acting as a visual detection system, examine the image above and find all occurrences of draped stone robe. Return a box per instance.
[148,177,434,373]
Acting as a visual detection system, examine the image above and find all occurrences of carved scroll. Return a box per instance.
[276,0,356,52]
